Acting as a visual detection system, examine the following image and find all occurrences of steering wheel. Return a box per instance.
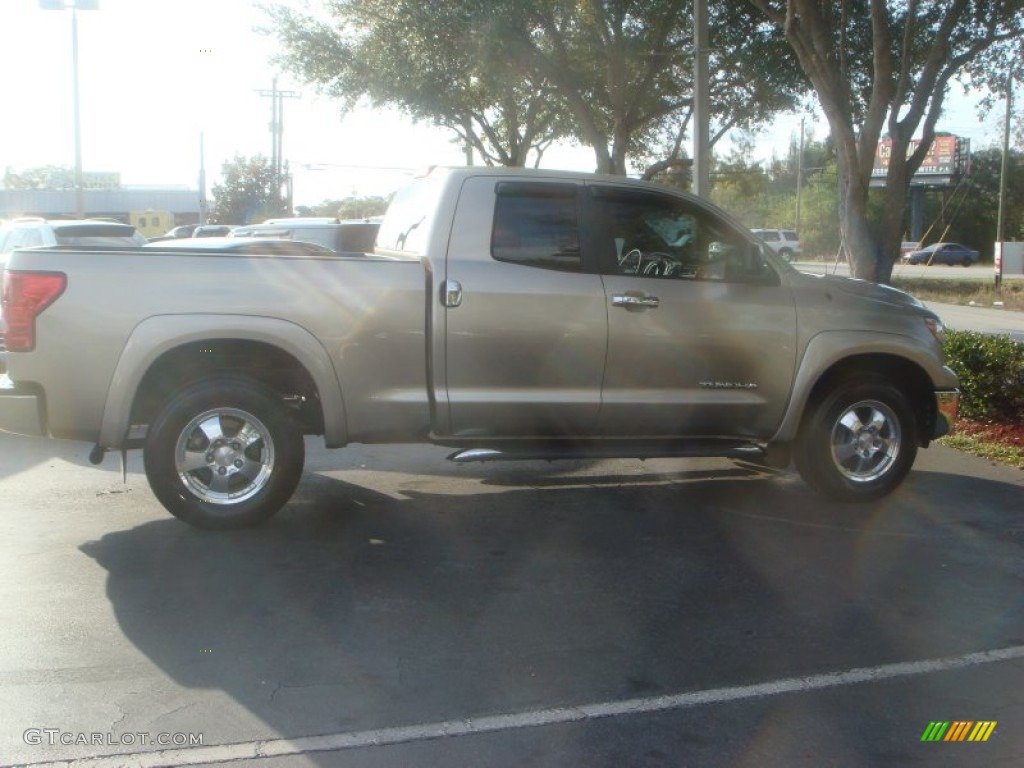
[640,251,682,277]
[618,248,643,274]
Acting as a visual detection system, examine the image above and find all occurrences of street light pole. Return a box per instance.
[692,0,710,198]
[40,0,98,219]
[70,3,84,218]
[795,116,805,235]
[995,63,1014,289]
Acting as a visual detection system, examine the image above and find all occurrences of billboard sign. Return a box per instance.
[871,136,966,184]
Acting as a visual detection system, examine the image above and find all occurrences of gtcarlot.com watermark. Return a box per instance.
[24,728,204,748]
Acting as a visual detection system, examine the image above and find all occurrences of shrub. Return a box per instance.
[943,330,1024,422]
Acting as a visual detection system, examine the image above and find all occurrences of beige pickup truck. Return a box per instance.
[0,167,959,529]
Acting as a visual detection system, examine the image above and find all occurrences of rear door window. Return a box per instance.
[491,182,581,273]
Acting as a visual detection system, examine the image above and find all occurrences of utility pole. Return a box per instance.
[995,64,1014,289]
[198,132,207,225]
[40,0,99,218]
[257,78,300,205]
[692,0,710,198]
[795,116,805,235]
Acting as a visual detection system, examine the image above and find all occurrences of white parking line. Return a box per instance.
[22,644,1024,768]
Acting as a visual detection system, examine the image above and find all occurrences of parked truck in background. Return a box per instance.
[0,167,959,529]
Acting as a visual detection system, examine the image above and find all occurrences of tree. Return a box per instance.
[707,137,843,259]
[334,195,391,220]
[265,0,569,167]
[492,0,806,175]
[210,155,288,225]
[298,195,392,220]
[4,165,75,190]
[747,0,1024,282]
[709,151,774,225]
[266,1,805,176]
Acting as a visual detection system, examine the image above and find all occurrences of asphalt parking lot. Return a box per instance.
[1,434,1022,767]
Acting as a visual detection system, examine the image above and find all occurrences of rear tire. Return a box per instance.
[143,377,305,529]
[794,378,917,502]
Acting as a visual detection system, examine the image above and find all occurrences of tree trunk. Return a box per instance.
[874,181,911,283]
[842,193,880,282]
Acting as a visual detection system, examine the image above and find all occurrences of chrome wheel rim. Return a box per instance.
[830,399,901,483]
[174,408,275,504]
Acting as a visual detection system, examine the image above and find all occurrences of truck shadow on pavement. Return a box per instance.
[76,467,1024,766]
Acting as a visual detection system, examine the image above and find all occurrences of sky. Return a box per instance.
[0,0,1013,208]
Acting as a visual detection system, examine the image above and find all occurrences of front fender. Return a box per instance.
[98,314,348,449]
[770,330,958,444]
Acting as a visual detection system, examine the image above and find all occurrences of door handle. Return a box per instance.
[612,293,659,309]
[443,279,463,308]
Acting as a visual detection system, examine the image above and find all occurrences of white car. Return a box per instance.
[751,228,802,261]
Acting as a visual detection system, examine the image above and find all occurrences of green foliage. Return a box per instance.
[266,0,569,167]
[708,137,841,258]
[709,153,773,224]
[298,196,391,220]
[794,165,842,257]
[209,155,288,225]
[334,196,390,220]
[943,330,1024,422]
[4,165,75,190]
[266,0,805,175]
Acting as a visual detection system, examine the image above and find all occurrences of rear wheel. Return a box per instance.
[143,377,305,529]
[778,248,794,262]
[794,378,917,501]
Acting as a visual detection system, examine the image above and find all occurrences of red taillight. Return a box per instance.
[1,271,66,352]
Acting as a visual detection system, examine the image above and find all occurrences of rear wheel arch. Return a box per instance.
[130,339,325,437]
[97,316,349,449]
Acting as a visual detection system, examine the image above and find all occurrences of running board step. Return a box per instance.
[447,441,765,464]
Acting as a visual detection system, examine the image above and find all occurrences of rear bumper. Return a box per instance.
[932,389,959,439]
[0,374,46,437]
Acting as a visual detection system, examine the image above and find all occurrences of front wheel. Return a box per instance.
[143,377,305,529]
[794,379,917,501]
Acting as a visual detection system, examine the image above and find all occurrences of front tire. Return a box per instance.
[144,377,305,529]
[794,378,917,501]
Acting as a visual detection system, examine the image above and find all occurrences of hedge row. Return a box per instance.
[943,330,1024,422]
